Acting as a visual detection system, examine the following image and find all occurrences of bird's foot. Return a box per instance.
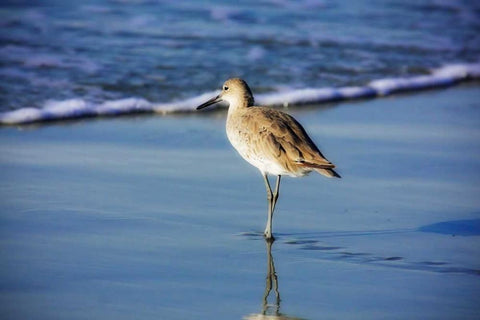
[263,231,275,242]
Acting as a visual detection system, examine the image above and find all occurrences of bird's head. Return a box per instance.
[197,78,254,110]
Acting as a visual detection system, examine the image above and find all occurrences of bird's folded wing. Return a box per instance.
[255,110,334,167]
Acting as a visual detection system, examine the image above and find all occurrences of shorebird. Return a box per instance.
[197,78,340,240]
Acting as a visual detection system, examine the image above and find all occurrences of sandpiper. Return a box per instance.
[197,78,340,240]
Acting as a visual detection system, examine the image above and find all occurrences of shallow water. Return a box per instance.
[1,86,479,319]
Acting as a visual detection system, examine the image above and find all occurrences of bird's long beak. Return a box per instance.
[196,94,222,110]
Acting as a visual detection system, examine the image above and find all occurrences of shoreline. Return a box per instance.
[1,63,479,126]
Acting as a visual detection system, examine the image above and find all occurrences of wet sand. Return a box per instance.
[1,86,479,319]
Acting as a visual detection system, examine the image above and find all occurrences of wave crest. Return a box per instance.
[1,63,479,125]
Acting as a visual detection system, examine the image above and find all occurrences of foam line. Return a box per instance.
[1,63,479,125]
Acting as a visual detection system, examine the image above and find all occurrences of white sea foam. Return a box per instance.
[43,99,90,115]
[96,98,152,116]
[257,88,341,106]
[0,108,44,125]
[432,63,480,79]
[1,63,479,125]
[368,75,455,96]
[369,62,480,95]
[152,91,221,114]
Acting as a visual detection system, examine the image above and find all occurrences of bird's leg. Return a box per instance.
[262,173,274,239]
[267,238,281,312]
[262,240,273,314]
[262,238,280,315]
[271,175,281,213]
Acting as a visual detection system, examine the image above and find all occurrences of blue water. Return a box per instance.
[1,0,479,120]
[1,86,479,319]
[1,2,480,318]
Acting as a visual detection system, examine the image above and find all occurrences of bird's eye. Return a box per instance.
[223,86,229,91]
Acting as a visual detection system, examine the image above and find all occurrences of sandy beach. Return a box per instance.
[1,85,479,319]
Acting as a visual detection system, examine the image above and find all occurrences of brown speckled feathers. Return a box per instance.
[232,106,340,178]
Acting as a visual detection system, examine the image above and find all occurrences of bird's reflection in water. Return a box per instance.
[244,239,305,320]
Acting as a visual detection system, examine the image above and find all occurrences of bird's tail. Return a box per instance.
[315,168,341,178]
[297,161,341,178]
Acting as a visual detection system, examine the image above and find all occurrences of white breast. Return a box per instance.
[226,116,295,176]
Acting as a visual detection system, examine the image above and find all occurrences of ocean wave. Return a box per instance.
[0,45,101,74]
[1,63,479,125]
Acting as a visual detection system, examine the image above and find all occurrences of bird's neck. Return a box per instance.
[227,95,253,114]
[227,103,248,121]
